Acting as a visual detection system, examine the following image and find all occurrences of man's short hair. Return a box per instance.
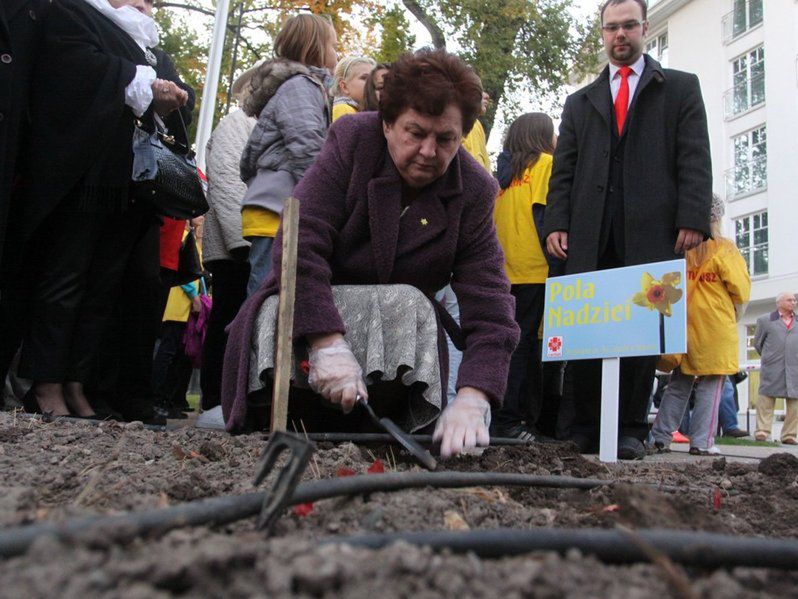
[600,0,648,23]
[776,292,796,303]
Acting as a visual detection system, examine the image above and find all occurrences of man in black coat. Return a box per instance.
[543,0,711,459]
[0,0,49,269]
[0,0,49,403]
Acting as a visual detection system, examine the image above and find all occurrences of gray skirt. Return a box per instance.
[249,284,442,432]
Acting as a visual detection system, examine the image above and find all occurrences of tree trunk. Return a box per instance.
[401,0,446,49]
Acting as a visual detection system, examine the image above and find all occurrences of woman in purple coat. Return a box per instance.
[222,49,519,458]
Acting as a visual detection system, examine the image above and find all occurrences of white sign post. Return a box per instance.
[599,357,621,463]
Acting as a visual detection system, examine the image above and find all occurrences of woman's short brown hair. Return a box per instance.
[274,14,334,68]
[379,49,483,136]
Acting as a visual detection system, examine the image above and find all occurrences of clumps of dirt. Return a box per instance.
[448,443,603,478]
[5,412,798,597]
[758,453,798,477]
[0,427,23,443]
[599,483,724,532]
[3,528,798,599]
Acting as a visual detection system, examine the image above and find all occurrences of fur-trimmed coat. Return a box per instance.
[239,59,331,215]
[222,112,520,432]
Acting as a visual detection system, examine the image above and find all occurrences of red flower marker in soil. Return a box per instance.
[292,502,314,517]
[336,467,357,477]
[367,459,385,474]
[712,487,722,513]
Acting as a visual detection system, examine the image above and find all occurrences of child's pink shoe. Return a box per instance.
[672,431,690,444]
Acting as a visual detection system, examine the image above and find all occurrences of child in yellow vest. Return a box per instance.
[491,112,556,440]
[461,92,490,171]
[652,195,751,455]
[331,56,375,122]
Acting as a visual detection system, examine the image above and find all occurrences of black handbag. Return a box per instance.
[174,228,203,287]
[132,111,209,220]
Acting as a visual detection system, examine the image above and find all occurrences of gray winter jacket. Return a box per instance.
[239,60,331,215]
[754,311,798,398]
[204,109,255,263]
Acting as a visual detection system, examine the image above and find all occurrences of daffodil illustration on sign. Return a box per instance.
[632,271,683,352]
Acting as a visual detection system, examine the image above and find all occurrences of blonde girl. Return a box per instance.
[330,55,376,121]
[239,14,338,295]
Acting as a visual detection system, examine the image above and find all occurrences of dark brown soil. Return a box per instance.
[2,412,798,598]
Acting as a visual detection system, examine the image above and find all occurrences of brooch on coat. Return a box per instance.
[145,48,158,67]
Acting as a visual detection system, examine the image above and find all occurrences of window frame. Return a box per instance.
[644,30,669,68]
[730,124,767,197]
[731,45,765,115]
[734,210,769,277]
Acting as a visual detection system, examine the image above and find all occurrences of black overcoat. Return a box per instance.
[0,0,49,269]
[543,55,712,275]
[11,0,150,252]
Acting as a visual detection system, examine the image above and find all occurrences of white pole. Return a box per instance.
[194,0,231,172]
[598,357,620,463]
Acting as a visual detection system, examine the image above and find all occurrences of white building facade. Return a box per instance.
[647,0,798,410]
[576,0,798,411]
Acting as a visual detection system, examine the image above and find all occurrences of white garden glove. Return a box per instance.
[432,387,491,458]
[307,339,367,414]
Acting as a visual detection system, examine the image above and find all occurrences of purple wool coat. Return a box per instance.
[222,112,519,432]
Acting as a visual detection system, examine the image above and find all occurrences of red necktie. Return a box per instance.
[614,66,632,135]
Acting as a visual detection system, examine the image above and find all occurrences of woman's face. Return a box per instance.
[383,104,463,189]
[323,26,338,72]
[340,63,372,104]
[372,68,388,101]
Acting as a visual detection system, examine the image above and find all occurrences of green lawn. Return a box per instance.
[715,437,779,447]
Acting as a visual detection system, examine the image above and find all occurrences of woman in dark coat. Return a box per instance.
[223,49,519,457]
[15,0,187,417]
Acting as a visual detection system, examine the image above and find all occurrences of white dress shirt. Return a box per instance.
[609,54,646,108]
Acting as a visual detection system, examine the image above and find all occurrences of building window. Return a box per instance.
[735,211,768,276]
[727,125,767,198]
[645,31,668,67]
[725,46,765,117]
[723,0,763,43]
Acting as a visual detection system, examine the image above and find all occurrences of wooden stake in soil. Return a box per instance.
[271,196,300,433]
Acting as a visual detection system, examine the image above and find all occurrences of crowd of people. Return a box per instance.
[0,0,790,460]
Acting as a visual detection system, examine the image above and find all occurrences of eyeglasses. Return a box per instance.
[601,20,644,33]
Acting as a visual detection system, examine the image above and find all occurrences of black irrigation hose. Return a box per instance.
[323,527,798,570]
[10,413,539,442]
[0,472,616,559]
[262,432,536,446]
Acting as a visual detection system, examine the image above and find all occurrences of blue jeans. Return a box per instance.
[246,236,274,297]
[718,376,740,433]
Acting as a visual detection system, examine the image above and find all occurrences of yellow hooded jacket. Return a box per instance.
[661,238,751,375]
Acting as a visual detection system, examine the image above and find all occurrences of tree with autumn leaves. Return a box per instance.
[154,0,598,139]
[400,0,600,135]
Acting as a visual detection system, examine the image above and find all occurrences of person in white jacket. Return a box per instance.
[197,69,257,428]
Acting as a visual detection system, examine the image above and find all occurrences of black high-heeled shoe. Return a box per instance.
[22,389,64,422]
